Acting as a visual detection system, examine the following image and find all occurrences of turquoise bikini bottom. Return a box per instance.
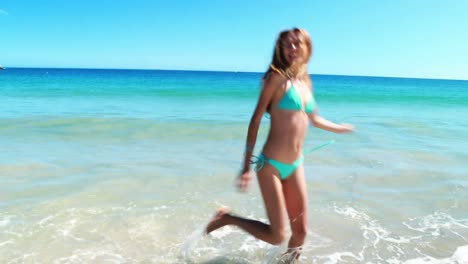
[251,140,335,180]
[255,153,304,180]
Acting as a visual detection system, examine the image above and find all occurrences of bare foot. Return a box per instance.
[205,208,230,234]
[278,247,302,263]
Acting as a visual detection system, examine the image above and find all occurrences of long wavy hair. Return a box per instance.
[262,28,313,81]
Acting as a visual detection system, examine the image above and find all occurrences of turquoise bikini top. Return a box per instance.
[278,85,315,113]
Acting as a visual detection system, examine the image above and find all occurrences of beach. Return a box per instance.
[1,68,468,263]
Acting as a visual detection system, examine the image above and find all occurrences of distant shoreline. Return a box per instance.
[2,67,467,82]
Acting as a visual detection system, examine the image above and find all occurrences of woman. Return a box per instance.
[206,28,354,259]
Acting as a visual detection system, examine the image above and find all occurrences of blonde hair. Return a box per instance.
[263,28,313,81]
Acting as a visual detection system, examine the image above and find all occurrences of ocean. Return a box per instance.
[1,68,467,263]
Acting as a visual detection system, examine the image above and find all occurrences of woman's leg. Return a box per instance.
[282,165,308,252]
[206,163,288,245]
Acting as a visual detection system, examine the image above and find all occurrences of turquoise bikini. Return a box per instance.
[278,84,315,113]
[252,140,335,179]
[254,84,316,180]
[256,153,305,179]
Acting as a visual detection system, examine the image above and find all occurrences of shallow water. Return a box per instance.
[1,68,467,263]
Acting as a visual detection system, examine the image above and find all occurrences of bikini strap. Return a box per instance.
[250,154,265,172]
[303,140,335,155]
[248,140,334,173]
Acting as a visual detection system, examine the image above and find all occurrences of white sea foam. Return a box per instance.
[403,211,468,240]
[0,215,13,227]
[53,249,126,264]
[403,245,468,264]
[330,203,432,262]
[180,220,207,260]
[0,240,14,248]
[316,251,363,264]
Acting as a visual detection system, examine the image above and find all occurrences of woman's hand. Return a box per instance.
[338,123,355,133]
[237,170,253,192]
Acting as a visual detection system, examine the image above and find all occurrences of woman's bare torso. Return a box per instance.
[262,79,312,162]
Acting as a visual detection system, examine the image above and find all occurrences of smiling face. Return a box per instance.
[281,32,309,65]
[267,28,313,79]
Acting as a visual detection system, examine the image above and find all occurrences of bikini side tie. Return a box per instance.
[250,140,335,172]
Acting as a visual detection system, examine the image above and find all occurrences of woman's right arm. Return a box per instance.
[238,72,282,191]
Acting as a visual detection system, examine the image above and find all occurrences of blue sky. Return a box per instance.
[1,0,467,80]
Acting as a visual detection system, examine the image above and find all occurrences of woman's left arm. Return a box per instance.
[309,111,354,133]
[306,74,354,133]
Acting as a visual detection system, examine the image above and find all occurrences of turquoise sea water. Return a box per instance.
[1,68,468,263]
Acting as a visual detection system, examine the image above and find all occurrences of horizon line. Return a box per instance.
[2,66,467,82]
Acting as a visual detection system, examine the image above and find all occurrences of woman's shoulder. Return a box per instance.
[264,71,288,88]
